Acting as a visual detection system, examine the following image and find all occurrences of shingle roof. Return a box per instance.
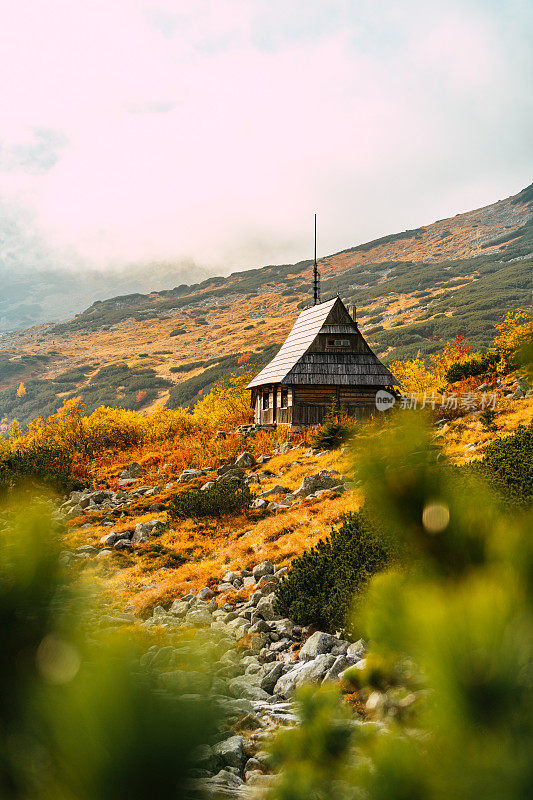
[247,297,398,389]
[247,298,338,388]
[285,353,399,386]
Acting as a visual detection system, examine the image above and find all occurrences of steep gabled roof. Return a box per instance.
[247,298,338,388]
[284,353,398,386]
[247,296,398,389]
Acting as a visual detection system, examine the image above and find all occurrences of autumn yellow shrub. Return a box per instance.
[192,369,254,430]
[12,398,89,454]
[493,310,533,371]
[390,336,472,394]
[389,352,438,394]
[143,406,195,441]
[10,398,196,459]
[0,436,10,460]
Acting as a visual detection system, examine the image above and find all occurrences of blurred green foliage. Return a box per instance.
[0,502,222,799]
[269,411,533,800]
[269,685,356,799]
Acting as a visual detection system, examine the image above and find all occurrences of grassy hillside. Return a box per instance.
[0,183,531,428]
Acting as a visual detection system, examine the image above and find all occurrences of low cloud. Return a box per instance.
[0,0,531,274]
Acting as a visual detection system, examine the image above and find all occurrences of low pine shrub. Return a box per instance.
[168,478,252,520]
[0,447,86,497]
[310,418,355,451]
[445,351,499,383]
[138,542,186,570]
[479,408,497,432]
[275,511,394,633]
[480,422,533,505]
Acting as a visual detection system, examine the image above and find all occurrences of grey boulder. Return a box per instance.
[252,561,274,580]
[120,462,143,479]
[299,630,338,661]
[235,451,256,469]
[274,654,336,697]
[213,735,247,771]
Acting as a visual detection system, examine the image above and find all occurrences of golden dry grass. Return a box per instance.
[64,447,361,615]
[443,395,533,464]
[61,381,533,617]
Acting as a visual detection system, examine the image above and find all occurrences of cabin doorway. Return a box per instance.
[272,387,277,423]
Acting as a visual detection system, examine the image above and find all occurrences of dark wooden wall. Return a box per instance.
[252,384,380,427]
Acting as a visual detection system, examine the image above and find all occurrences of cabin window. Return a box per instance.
[262,390,270,410]
[327,339,350,347]
[280,388,289,408]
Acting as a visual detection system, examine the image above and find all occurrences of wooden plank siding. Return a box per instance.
[252,383,379,427]
[252,386,294,426]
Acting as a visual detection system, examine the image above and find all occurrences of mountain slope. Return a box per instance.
[0,258,210,334]
[1,183,531,428]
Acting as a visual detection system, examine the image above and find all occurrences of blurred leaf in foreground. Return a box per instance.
[269,412,533,800]
[0,500,221,800]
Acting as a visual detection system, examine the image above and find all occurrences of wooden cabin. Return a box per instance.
[247,296,399,428]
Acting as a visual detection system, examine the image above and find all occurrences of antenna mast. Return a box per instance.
[313,213,320,305]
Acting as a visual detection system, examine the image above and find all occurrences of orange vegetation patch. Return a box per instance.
[64,448,361,616]
[111,489,361,616]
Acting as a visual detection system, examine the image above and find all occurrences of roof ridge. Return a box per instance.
[246,296,397,389]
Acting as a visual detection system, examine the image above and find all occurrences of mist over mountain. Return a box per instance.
[0,261,214,333]
[0,202,210,330]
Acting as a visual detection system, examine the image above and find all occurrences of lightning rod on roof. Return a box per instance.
[313,213,320,305]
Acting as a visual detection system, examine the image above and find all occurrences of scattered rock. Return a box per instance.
[254,593,280,622]
[178,469,204,483]
[295,470,343,498]
[253,561,274,580]
[120,462,143,479]
[213,735,247,771]
[257,485,288,499]
[235,451,256,469]
[114,539,133,550]
[299,631,338,661]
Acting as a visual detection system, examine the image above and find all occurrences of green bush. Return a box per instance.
[445,351,499,383]
[168,478,252,520]
[270,410,533,800]
[275,511,393,633]
[479,422,533,505]
[310,418,355,451]
[479,408,497,432]
[0,448,86,498]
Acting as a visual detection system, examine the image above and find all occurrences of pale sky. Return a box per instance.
[0,0,531,275]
